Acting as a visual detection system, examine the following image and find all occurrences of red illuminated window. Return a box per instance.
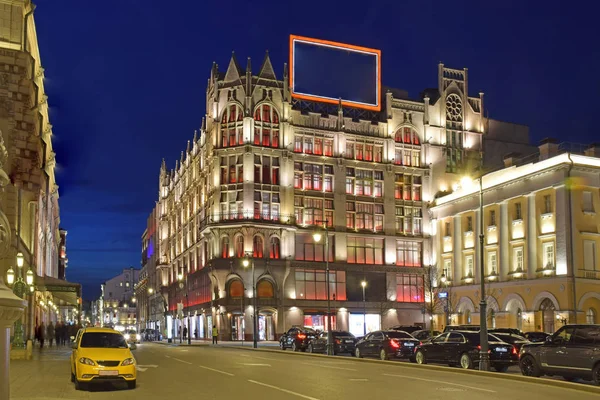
[257,280,274,298]
[295,234,334,262]
[253,236,264,258]
[324,139,333,156]
[396,241,422,267]
[346,236,384,265]
[229,280,244,298]
[270,237,280,259]
[235,235,244,257]
[221,104,244,148]
[254,104,280,148]
[221,237,230,258]
[396,274,424,303]
[295,269,346,301]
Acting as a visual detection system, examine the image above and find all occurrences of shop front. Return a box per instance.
[348,313,380,337]
[303,313,336,331]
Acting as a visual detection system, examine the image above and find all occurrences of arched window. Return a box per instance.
[220,104,244,148]
[253,236,264,258]
[516,308,523,331]
[393,127,421,167]
[270,237,280,259]
[235,235,244,258]
[394,127,420,145]
[254,104,280,148]
[228,279,244,298]
[587,308,597,324]
[257,280,274,298]
[465,309,471,324]
[221,237,230,258]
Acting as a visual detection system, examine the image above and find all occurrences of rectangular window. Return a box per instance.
[295,269,346,301]
[347,237,384,265]
[374,145,383,162]
[396,241,422,267]
[294,234,334,262]
[294,136,303,152]
[544,195,552,214]
[488,251,497,275]
[583,191,594,212]
[304,137,313,154]
[584,240,597,271]
[445,222,451,237]
[345,178,354,194]
[466,216,473,232]
[443,259,452,281]
[412,152,420,167]
[314,138,323,155]
[543,242,555,269]
[465,255,474,278]
[514,247,524,272]
[324,139,333,157]
[515,203,522,220]
[345,142,354,159]
[490,210,496,226]
[395,274,424,303]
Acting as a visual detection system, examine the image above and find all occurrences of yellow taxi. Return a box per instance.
[70,327,137,390]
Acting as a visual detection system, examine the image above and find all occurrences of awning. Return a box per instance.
[36,275,82,306]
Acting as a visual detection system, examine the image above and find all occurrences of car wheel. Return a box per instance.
[355,348,363,358]
[459,353,473,369]
[592,363,600,385]
[494,366,509,373]
[380,349,389,361]
[519,355,542,377]
[292,341,298,352]
[127,380,136,390]
[280,341,286,350]
[307,344,313,353]
[415,350,426,364]
[70,370,75,383]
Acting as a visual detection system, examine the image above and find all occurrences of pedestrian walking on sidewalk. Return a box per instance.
[47,322,55,347]
[39,323,45,348]
[212,325,218,344]
[183,326,188,340]
[55,322,62,346]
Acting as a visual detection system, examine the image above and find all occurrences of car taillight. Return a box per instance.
[335,339,341,344]
[419,342,422,346]
[512,346,518,355]
[390,340,400,349]
[297,334,306,339]
[476,345,491,353]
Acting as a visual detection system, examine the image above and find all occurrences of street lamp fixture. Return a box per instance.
[132,296,137,303]
[440,273,450,326]
[242,254,258,349]
[6,267,14,285]
[26,269,34,286]
[148,287,154,294]
[16,252,24,268]
[312,220,333,356]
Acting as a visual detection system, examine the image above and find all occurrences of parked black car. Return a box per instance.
[412,330,441,342]
[490,328,524,336]
[519,324,600,385]
[355,330,420,360]
[443,325,480,333]
[307,331,357,355]
[389,325,422,334]
[414,331,518,372]
[523,331,551,343]
[279,327,317,351]
[490,332,530,352]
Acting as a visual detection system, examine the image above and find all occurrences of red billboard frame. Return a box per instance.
[289,35,382,112]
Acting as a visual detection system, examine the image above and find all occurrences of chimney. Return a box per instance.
[538,138,559,160]
[584,143,600,158]
[503,152,521,167]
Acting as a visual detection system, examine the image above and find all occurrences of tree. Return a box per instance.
[422,265,458,334]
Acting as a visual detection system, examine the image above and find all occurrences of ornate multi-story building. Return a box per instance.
[431,141,600,333]
[98,267,139,331]
[149,51,526,341]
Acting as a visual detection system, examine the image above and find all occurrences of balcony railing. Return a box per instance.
[199,212,296,230]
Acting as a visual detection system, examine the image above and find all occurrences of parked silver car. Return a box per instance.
[519,324,600,385]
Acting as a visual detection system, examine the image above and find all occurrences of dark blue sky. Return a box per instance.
[35,1,598,299]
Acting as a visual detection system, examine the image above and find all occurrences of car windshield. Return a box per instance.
[127,330,136,335]
[333,331,354,338]
[80,332,128,348]
[385,331,413,339]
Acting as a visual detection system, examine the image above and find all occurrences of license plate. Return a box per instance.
[404,342,415,347]
[495,347,508,352]
[345,340,353,343]
[99,370,119,376]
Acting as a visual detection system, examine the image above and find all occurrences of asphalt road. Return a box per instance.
[10,343,599,400]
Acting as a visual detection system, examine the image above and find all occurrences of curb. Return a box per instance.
[222,346,600,395]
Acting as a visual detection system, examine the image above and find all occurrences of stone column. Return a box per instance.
[526,194,538,279]
[453,215,462,281]
[499,201,510,279]
[555,185,569,276]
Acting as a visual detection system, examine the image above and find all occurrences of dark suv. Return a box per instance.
[279,327,317,352]
[519,324,600,385]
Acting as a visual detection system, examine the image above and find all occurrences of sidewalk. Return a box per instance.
[153,338,279,348]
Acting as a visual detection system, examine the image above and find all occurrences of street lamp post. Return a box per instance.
[361,280,367,336]
[147,287,153,333]
[242,255,257,349]
[478,175,490,371]
[178,273,191,345]
[440,274,449,327]
[6,252,34,349]
[313,220,333,356]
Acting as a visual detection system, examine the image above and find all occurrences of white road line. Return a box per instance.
[349,378,368,382]
[238,363,271,367]
[165,355,192,365]
[248,380,320,400]
[382,374,497,393]
[241,354,278,361]
[301,362,357,371]
[198,365,235,376]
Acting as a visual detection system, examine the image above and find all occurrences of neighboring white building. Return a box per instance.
[98,267,139,331]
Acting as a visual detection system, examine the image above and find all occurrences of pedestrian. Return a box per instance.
[63,323,70,345]
[47,321,55,347]
[39,322,45,348]
[55,322,62,346]
[194,329,198,339]
[212,325,218,345]
[183,326,188,340]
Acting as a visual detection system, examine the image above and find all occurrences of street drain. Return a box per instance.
[438,387,466,392]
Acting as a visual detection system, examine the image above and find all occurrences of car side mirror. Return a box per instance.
[71,343,77,350]
[545,336,554,344]
[129,344,137,350]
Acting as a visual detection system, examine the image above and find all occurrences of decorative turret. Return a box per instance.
[245,57,252,116]
[258,50,277,81]
[224,51,243,84]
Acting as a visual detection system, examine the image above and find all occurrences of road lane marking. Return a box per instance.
[382,374,497,393]
[198,365,235,376]
[238,363,272,367]
[248,380,320,400]
[349,378,368,381]
[136,364,158,372]
[165,355,193,365]
[301,362,357,371]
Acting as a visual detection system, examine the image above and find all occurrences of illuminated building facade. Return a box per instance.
[151,51,522,340]
[431,141,600,332]
[98,268,139,331]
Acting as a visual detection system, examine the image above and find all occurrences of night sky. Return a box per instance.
[34,1,598,299]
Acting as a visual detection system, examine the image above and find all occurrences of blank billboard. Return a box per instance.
[290,35,381,111]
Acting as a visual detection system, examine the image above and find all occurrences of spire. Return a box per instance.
[246,56,252,74]
[186,140,191,154]
[283,62,289,102]
[193,130,198,143]
[180,151,184,165]
[201,116,206,131]
[161,158,166,173]
[175,159,179,171]
[224,51,243,83]
[258,50,277,80]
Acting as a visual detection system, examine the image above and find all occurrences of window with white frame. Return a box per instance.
[488,251,497,275]
[584,240,596,271]
[348,169,384,197]
[346,202,383,232]
[513,247,524,272]
[254,191,280,220]
[220,103,244,148]
[294,162,334,192]
[395,206,423,235]
[443,259,452,281]
[220,191,243,219]
[294,133,333,156]
[345,139,384,162]
[583,191,594,212]
[396,241,422,267]
[254,155,279,185]
[220,155,243,185]
[253,104,280,148]
[465,255,474,278]
[543,242,555,269]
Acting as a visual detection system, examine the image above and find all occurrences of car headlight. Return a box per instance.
[136,334,141,341]
[121,358,135,366]
[79,357,95,366]
[124,334,130,340]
